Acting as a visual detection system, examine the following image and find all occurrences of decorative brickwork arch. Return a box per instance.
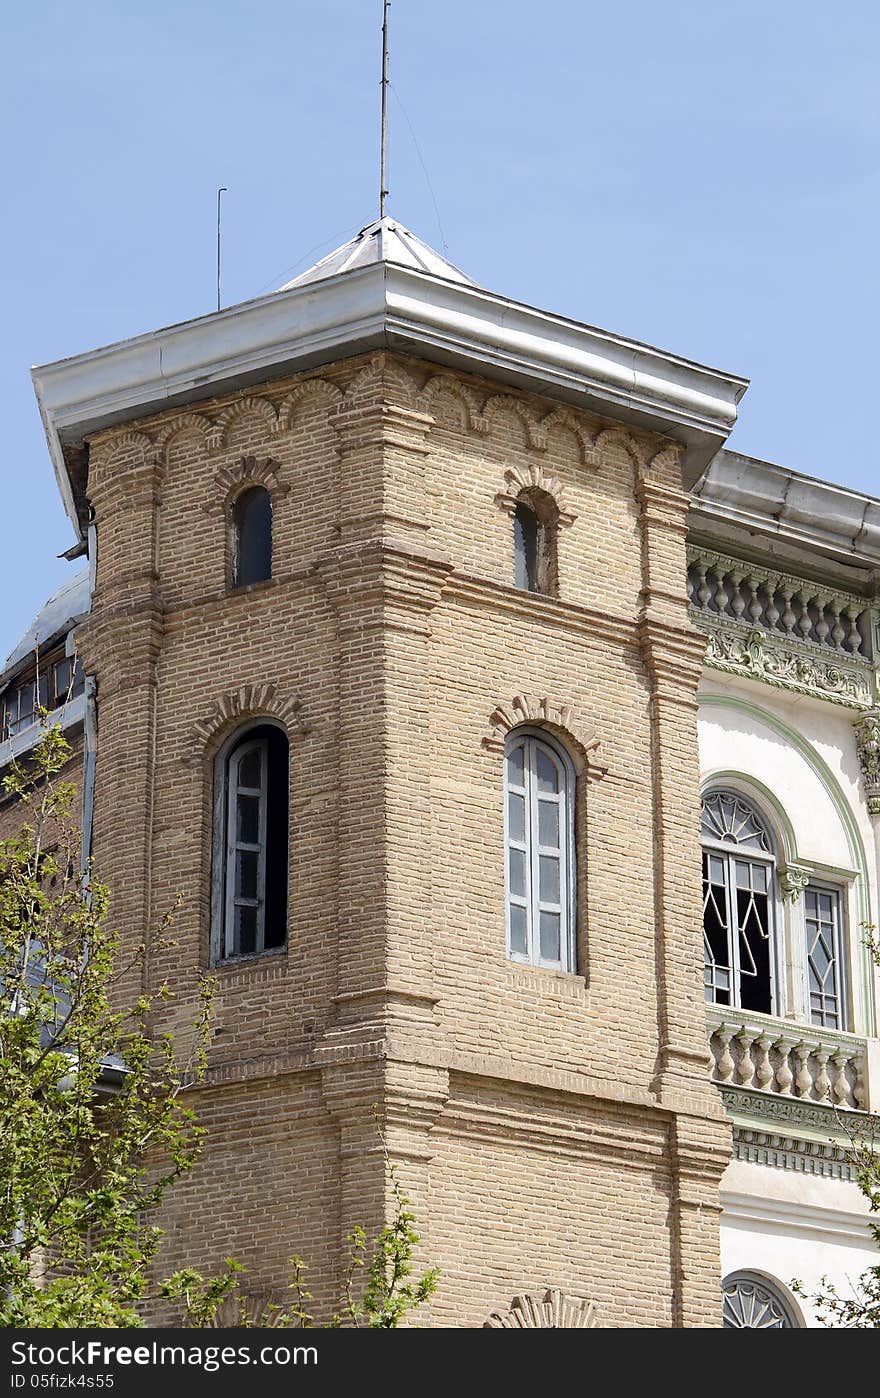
[483,694,607,782]
[494,463,577,528]
[155,412,212,457]
[186,684,308,763]
[98,430,161,471]
[204,455,288,516]
[482,394,548,451]
[341,352,421,407]
[484,1289,601,1328]
[593,426,645,470]
[276,377,343,433]
[420,374,488,434]
[539,407,599,468]
[206,395,279,452]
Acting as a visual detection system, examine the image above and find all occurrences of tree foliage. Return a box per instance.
[792,923,880,1327]
[0,723,214,1327]
[0,722,438,1329]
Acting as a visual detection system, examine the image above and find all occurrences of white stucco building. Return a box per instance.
[692,450,880,1325]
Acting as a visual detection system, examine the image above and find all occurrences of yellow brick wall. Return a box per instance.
[74,350,729,1327]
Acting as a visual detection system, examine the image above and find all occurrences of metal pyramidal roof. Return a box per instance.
[279,216,479,290]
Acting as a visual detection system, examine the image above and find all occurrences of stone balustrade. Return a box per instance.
[707,1005,875,1113]
[686,547,871,659]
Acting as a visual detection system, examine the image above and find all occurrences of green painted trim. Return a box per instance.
[701,691,876,1036]
[700,768,798,863]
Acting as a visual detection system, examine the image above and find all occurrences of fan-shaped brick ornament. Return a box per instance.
[484,1289,601,1328]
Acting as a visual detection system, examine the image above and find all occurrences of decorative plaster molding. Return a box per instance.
[206,395,279,452]
[187,684,308,760]
[718,1083,860,1131]
[494,463,577,527]
[854,709,880,815]
[484,1289,601,1329]
[778,864,811,903]
[482,694,607,780]
[204,455,288,515]
[701,623,873,709]
[731,1125,855,1180]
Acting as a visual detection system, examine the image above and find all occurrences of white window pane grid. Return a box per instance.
[504,736,572,972]
[804,885,843,1029]
[225,739,268,958]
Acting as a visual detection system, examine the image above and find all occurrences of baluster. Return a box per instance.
[765,577,780,629]
[855,1054,869,1109]
[774,1037,794,1095]
[754,1033,774,1092]
[695,562,712,610]
[729,569,747,622]
[814,594,830,646]
[714,1027,735,1084]
[713,569,729,616]
[845,608,863,654]
[780,586,797,636]
[735,1027,756,1087]
[744,575,763,626]
[794,1041,814,1097]
[831,1049,850,1106]
[796,592,813,640]
[830,601,846,649]
[814,1047,831,1102]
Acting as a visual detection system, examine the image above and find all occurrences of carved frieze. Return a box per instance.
[701,624,873,708]
[854,709,880,815]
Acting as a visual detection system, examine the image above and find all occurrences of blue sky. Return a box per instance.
[2,0,879,658]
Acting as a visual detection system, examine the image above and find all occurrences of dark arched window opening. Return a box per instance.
[212,723,288,960]
[513,491,558,596]
[232,486,272,588]
[701,790,776,1015]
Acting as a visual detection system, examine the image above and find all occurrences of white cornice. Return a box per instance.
[721,1189,874,1246]
[32,263,748,541]
[691,450,880,572]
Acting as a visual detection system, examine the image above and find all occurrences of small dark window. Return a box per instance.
[52,657,84,708]
[213,722,289,961]
[514,502,540,592]
[232,486,272,588]
[513,491,558,596]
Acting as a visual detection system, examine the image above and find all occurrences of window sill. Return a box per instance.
[505,960,587,994]
[211,944,288,973]
[227,578,277,598]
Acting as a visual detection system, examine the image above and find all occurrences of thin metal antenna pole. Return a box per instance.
[216,187,227,311]
[379,1,390,217]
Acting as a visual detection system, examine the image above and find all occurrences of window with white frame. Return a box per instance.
[803,883,847,1030]
[701,790,777,1015]
[503,729,576,972]
[722,1272,801,1329]
[212,722,288,961]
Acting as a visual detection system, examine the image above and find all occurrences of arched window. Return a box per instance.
[722,1272,802,1329]
[212,723,288,961]
[232,485,272,588]
[503,729,576,972]
[701,790,777,1014]
[513,492,558,596]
